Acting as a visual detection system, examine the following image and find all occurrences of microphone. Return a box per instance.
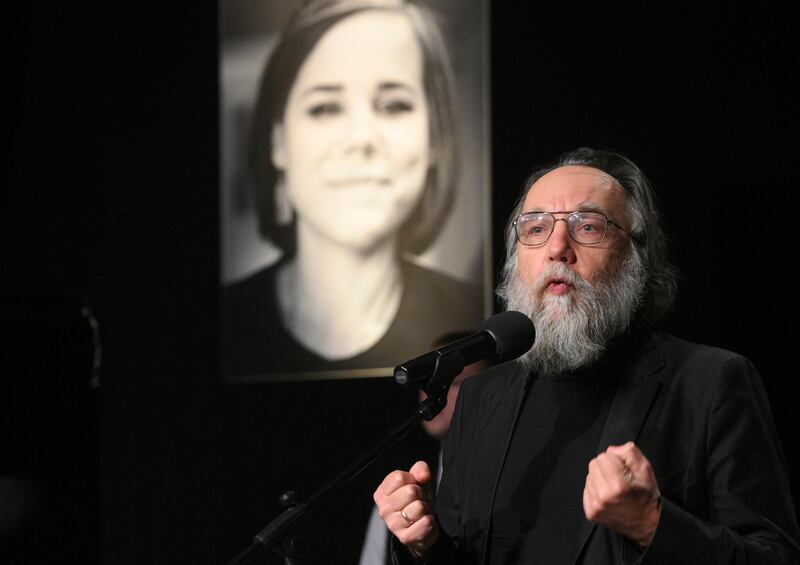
[394,311,535,387]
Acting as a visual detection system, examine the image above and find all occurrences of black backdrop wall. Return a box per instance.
[8,3,798,564]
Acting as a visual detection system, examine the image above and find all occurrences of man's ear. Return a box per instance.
[271,122,287,169]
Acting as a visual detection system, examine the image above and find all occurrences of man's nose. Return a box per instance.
[546,219,576,264]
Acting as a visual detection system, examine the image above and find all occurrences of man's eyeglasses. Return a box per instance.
[512,210,628,247]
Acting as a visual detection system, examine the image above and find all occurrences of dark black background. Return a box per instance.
[7,3,798,564]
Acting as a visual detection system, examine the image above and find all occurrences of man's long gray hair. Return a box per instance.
[496,148,678,375]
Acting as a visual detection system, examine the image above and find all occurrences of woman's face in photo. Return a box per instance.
[272,10,431,252]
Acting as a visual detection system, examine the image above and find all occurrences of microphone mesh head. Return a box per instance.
[480,311,535,362]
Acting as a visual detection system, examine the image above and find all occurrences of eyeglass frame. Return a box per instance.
[512,209,630,248]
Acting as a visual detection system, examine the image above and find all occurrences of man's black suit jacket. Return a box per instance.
[413,332,800,564]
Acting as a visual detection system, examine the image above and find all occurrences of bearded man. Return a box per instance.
[373,148,800,564]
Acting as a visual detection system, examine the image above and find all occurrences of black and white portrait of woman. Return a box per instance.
[220,0,489,381]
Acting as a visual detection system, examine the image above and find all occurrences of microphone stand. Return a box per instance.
[225,350,466,565]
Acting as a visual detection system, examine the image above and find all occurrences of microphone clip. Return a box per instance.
[424,348,466,394]
[414,348,466,422]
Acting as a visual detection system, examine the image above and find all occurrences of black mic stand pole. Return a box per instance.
[225,349,467,565]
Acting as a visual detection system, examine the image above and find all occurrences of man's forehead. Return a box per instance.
[524,165,625,208]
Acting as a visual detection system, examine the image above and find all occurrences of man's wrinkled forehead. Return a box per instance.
[523,165,627,214]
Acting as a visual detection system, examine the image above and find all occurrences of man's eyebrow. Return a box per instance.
[523,202,609,214]
[574,201,608,214]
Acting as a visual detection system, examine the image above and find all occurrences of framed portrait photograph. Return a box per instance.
[219,0,491,382]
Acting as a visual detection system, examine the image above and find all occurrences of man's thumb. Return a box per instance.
[409,460,432,485]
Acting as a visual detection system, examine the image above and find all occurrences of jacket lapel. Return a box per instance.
[480,364,533,565]
[572,333,665,563]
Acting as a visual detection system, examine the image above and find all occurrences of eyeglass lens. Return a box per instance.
[516,212,608,246]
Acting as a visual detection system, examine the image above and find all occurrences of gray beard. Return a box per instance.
[501,254,646,376]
